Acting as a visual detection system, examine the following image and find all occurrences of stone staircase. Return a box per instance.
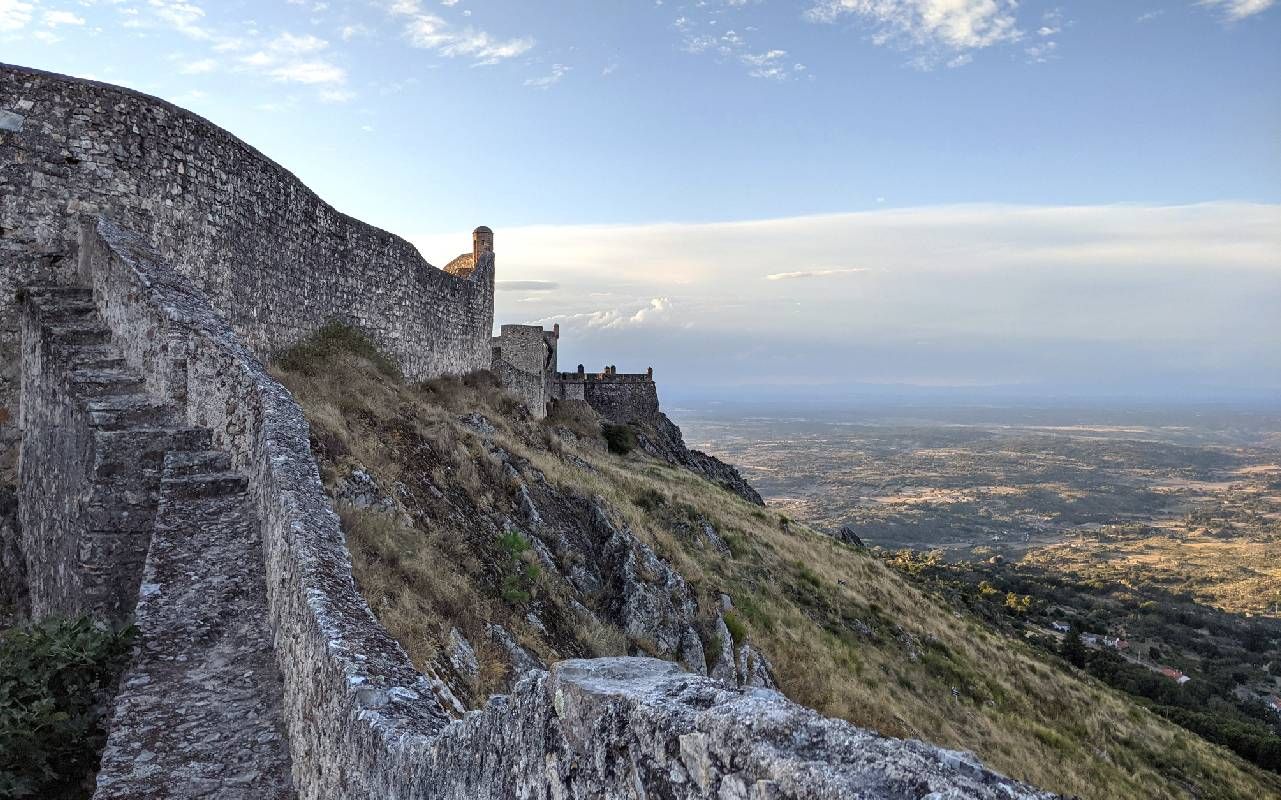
[21,285,296,799]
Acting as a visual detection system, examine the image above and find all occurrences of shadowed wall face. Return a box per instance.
[0,64,494,427]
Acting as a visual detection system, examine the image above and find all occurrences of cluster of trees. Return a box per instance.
[882,548,1281,775]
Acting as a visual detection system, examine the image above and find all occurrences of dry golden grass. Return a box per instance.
[274,345,1280,800]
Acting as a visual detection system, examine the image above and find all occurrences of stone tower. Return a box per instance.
[473,226,494,262]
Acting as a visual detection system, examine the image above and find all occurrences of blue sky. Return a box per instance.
[3,1,1280,400]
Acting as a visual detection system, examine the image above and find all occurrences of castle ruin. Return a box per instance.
[0,63,1052,800]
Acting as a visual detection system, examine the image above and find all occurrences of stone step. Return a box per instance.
[87,395,177,430]
[28,293,98,313]
[43,320,112,347]
[163,449,233,477]
[159,472,249,500]
[24,285,92,308]
[68,344,128,371]
[91,426,212,484]
[69,368,146,399]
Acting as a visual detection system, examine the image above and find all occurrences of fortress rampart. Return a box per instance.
[47,217,1049,800]
[0,63,493,425]
[0,66,1052,800]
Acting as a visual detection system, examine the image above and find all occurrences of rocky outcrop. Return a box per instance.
[427,658,1058,800]
[634,411,766,506]
[835,524,867,548]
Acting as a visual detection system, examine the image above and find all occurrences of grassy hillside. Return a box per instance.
[273,329,1281,800]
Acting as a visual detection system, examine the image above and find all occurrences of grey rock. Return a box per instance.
[709,616,738,684]
[737,642,778,690]
[0,109,22,132]
[447,628,479,683]
[834,525,866,548]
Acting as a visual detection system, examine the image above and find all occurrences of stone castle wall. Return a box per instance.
[573,374,661,423]
[74,219,1054,800]
[490,323,557,416]
[0,62,493,428]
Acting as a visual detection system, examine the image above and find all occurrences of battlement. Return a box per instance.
[555,366,654,384]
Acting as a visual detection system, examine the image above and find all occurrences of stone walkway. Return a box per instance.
[93,448,296,799]
[23,285,296,799]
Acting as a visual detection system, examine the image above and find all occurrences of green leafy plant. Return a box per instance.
[602,423,637,456]
[0,617,134,799]
[496,531,540,606]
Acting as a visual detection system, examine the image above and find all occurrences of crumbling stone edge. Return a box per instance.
[82,217,1057,799]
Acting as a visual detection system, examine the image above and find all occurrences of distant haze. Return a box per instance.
[414,202,1281,403]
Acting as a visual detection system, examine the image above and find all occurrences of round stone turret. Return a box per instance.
[473,226,494,262]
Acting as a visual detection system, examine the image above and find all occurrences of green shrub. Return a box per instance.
[602,423,637,456]
[276,321,403,380]
[496,531,539,607]
[722,612,747,647]
[0,617,134,799]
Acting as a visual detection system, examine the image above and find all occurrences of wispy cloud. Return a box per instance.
[240,32,347,86]
[1198,0,1276,20]
[537,297,677,331]
[805,0,1022,67]
[0,0,36,32]
[387,0,534,64]
[497,280,560,292]
[675,10,807,80]
[766,268,869,281]
[525,63,570,89]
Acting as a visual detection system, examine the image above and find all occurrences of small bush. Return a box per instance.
[276,321,403,380]
[0,617,134,799]
[496,531,539,607]
[602,424,637,456]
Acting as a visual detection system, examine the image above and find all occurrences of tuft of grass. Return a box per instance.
[276,321,403,380]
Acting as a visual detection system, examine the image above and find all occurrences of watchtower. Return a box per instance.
[473,226,494,262]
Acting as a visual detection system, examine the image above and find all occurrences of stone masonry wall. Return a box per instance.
[580,376,661,424]
[82,218,1057,799]
[0,62,493,431]
[490,324,556,416]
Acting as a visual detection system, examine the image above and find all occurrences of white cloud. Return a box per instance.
[318,86,355,102]
[525,63,570,89]
[389,1,533,64]
[268,60,345,84]
[0,0,35,32]
[537,297,676,331]
[805,0,1021,66]
[766,268,869,281]
[1199,0,1276,20]
[147,0,211,39]
[42,9,84,26]
[675,16,806,80]
[239,32,346,85]
[180,57,218,74]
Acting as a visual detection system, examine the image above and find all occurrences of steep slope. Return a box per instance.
[273,330,1281,800]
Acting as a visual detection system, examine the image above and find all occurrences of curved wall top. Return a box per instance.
[0,62,493,416]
